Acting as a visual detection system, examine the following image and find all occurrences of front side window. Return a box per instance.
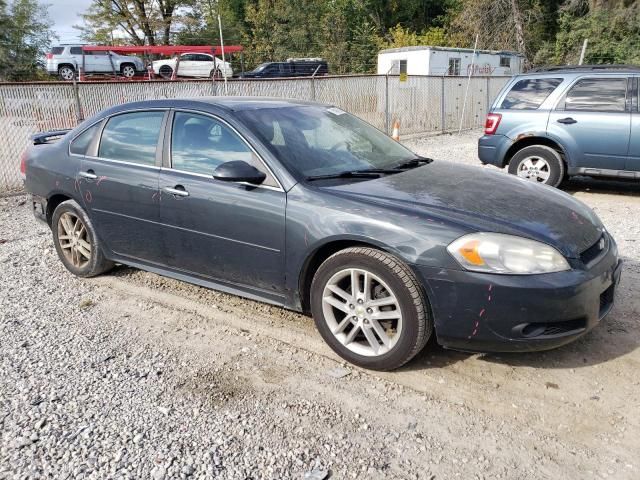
[98,111,164,165]
[236,105,419,180]
[69,47,83,55]
[562,78,627,112]
[70,123,100,155]
[501,78,563,110]
[171,112,278,187]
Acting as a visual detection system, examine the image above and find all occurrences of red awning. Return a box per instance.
[81,45,243,55]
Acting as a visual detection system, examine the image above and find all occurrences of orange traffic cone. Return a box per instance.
[391,120,400,141]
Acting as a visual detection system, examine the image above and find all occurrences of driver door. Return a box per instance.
[158,110,286,299]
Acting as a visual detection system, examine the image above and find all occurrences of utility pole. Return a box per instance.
[217,0,228,95]
[579,39,588,65]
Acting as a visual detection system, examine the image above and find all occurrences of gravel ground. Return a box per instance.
[1,130,640,479]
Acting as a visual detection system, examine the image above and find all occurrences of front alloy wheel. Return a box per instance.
[311,247,432,370]
[121,65,136,78]
[322,268,402,357]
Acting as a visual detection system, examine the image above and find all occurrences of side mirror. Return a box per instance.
[213,160,266,185]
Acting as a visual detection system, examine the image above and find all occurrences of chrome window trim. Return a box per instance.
[81,155,162,171]
[167,108,285,192]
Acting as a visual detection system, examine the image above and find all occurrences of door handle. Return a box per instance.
[163,186,189,197]
[557,117,577,125]
[78,170,97,180]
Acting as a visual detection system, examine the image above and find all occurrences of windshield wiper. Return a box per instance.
[305,170,389,181]
[393,156,434,170]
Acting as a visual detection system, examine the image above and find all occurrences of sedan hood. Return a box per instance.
[323,162,603,258]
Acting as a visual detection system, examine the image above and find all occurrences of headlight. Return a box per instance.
[447,232,570,274]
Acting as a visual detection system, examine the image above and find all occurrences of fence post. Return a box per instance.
[440,76,445,133]
[385,73,390,134]
[73,78,84,124]
[311,64,321,101]
[486,76,490,113]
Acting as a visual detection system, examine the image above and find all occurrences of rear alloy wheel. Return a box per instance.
[121,64,136,78]
[311,247,432,371]
[210,68,222,79]
[159,65,173,79]
[508,145,565,187]
[58,65,75,81]
[52,200,114,278]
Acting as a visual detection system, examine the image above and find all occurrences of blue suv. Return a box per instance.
[478,65,640,187]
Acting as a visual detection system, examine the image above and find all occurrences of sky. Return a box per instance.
[49,0,93,43]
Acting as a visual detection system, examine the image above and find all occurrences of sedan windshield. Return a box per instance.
[236,105,420,180]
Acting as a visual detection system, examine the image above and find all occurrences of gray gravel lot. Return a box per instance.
[1,130,640,479]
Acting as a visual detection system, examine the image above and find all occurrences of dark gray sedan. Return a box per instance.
[22,98,622,370]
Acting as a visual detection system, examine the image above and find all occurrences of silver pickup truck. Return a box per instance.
[46,45,145,80]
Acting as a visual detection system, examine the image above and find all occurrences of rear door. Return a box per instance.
[177,54,198,76]
[627,76,640,172]
[547,76,631,170]
[79,110,166,264]
[158,110,286,300]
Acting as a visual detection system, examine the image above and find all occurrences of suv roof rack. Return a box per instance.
[531,64,640,73]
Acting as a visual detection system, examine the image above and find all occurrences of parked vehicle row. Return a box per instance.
[22,97,621,370]
[479,65,640,186]
[46,45,327,81]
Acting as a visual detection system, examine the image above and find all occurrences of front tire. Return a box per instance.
[508,145,565,187]
[51,200,114,278]
[310,247,432,371]
[121,63,136,78]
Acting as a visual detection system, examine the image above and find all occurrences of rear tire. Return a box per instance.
[210,68,222,79]
[159,65,173,79]
[51,200,114,278]
[310,247,432,371]
[58,65,75,81]
[508,145,565,187]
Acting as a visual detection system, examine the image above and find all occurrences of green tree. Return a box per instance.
[0,0,56,81]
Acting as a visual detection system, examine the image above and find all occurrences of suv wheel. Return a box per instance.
[310,247,432,371]
[121,64,136,78]
[508,145,565,187]
[52,200,114,278]
[58,65,75,81]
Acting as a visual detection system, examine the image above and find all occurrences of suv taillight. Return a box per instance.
[46,53,53,59]
[20,151,27,178]
[484,113,502,135]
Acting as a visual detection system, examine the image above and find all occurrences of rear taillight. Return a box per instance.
[484,113,502,135]
[46,53,53,59]
[20,151,27,178]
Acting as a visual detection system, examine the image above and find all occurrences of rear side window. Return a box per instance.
[501,78,563,110]
[562,78,627,112]
[99,111,164,165]
[69,47,83,55]
[70,123,100,155]
[51,47,64,55]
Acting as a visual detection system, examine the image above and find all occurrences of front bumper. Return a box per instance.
[413,239,621,353]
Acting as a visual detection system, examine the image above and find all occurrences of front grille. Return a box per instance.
[580,234,607,265]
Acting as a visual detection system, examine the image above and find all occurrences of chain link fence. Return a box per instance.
[0,75,510,192]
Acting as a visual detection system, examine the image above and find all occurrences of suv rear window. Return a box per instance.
[562,78,627,112]
[500,78,563,110]
[50,47,64,55]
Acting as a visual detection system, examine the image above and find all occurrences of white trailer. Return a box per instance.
[377,46,524,76]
